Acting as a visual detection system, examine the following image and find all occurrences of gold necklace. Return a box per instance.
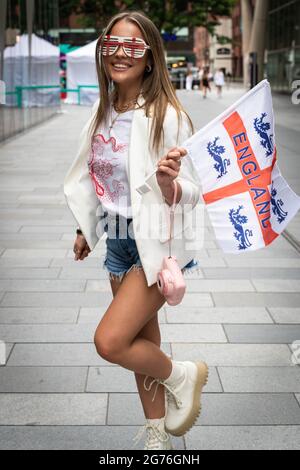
[114,96,139,113]
[108,95,139,136]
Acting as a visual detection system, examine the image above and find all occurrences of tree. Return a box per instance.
[59,0,237,36]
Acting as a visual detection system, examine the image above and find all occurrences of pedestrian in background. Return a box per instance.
[214,68,225,98]
[207,69,213,83]
[198,66,204,82]
[201,68,211,99]
[185,67,193,91]
[226,71,232,89]
[64,9,207,451]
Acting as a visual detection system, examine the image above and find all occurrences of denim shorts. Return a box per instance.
[101,211,199,283]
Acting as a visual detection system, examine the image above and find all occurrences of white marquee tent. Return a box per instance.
[66,39,99,105]
[4,34,60,107]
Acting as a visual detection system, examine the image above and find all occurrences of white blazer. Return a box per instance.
[63,93,203,287]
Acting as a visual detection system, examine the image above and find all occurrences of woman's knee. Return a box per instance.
[94,329,125,363]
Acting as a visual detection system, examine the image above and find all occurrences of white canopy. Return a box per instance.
[4,34,60,107]
[66,39,99,105]
[4,33,59,59]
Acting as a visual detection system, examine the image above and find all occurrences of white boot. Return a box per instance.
[143,361,209,437]
[132,416,174,450]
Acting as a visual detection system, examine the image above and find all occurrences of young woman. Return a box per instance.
[201,68,211,99]
[64,10,209,450]
[214,68,225,98]
[185,68,193,91]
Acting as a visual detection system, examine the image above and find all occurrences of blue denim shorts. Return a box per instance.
[101,211,199,283]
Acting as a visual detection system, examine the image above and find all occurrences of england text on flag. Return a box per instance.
[182,80,300,253]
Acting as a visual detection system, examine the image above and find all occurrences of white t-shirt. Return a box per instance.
[87,106,134,218]
[214,71,225,86]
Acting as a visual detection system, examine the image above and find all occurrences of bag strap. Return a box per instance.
[168,180,178,257]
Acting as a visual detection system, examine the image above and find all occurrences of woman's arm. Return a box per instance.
[158,109,201,209]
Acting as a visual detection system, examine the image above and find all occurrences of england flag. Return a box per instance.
[182,79,300,253]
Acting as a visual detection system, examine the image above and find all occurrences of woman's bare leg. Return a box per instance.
[108,277,166,419]
[94,268,172,379]
[134,315,166,418]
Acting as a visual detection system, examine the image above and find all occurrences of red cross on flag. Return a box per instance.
[182,79,300,253]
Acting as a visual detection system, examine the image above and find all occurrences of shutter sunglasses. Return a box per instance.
[99,34,151,59]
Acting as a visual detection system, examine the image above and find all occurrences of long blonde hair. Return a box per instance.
[88,10,194,157]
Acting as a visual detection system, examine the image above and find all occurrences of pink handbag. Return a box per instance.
[157,180,186,305]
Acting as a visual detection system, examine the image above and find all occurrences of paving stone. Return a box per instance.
[87,365,221,393]
[0,258,51,267]
[1,249,68,258]
[50,257,111,269]
[0,343,14,365]
[203,268,300,279]
[173,293,213,307]
[269,308,300,324]
[108,392,300,425]
[78,307,166,324]
[165,307,273,324]
[0,292,112,307]
[6,343,171,366]
[0,366,88,392]
[86,280,124,291]
[160,324,227,342]
[0,307,79,324]
[218,367,300,392]
[252,279,300,292]
[20,225,74,233]
[0,233,61,241]
[0,426,185,450]
[184,279,255,292]
[0,394,107,425]
[197,393,300,425]
[0,279,86,292]
[191,258,226,267]
[212,292,300,308]
[217,249,300,259]
[224,258,300,268]
[224,325,300,344]
[0,267,61,279]
[0,324,100,343]
[172,343,293,366]
[185,425,300,450]
[60,268,104,280]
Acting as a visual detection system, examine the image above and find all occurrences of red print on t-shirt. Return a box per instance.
[88,133,127,203]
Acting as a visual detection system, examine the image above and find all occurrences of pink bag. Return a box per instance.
[157,180,186,305]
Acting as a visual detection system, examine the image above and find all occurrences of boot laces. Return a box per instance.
[143,375,183,408]
[132,422,170,449]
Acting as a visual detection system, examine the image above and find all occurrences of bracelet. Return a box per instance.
[76,228,83,235]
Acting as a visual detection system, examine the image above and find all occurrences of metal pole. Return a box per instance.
[241,0,253,88]
[249,0,269,84]
[0,0,7,81]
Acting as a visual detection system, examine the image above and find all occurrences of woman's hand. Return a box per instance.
[73,234,91,261]
[156,146,187,189]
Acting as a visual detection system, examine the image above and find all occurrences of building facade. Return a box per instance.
[194,17,233,75]
[231,0,256,81]
[231,1,243,79]
[267,0,300,92]
[209,17,232,75]
[231,0,300,91]
[1,0,60,142]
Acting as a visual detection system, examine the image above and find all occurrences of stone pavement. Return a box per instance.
[0,84,299,450]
